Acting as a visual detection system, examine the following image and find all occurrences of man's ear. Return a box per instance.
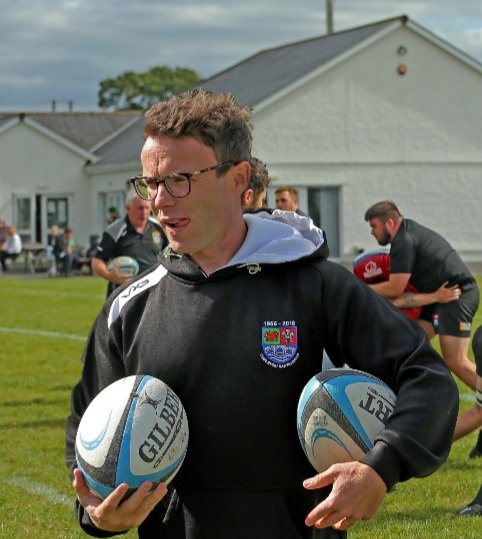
[233,160,251,192]
[385,218,398,236]
[242,189,254,206]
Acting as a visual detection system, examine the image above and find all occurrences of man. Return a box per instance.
[364,201,479,389]
[275,185,307,215]
[62,226,79,276]
[353,247,462,320]
[241,156,271,210]
[0,219,8,249]
[455,324,482,517]
[91,189,165,296]
[364,200,481,453]
[0,225,22,272]
[46,224,66,277]
[66,90,458,538]
[106,206,120,225]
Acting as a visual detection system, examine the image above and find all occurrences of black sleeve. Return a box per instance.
[65,306,126,480]
[93,231,117,263]
[66,306,132,536]
[389,227,416,274]
[318,261,459,490]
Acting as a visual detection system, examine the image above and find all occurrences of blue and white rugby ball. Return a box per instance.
[297,368,396,473]
[108,256,139,277]
[75,375,189,499]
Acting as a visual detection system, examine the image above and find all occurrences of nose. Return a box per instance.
[152,181,175,209]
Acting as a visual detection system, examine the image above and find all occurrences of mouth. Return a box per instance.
[161,217,190,232]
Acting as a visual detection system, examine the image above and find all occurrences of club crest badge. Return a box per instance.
[261,321,299,368]
[152,230,162,245]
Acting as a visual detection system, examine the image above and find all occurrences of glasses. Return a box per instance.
[130,161,236,200]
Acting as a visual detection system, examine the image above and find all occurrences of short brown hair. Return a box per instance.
[364,200,402,222]
[275,186,298,202]
[248,157,271,197]
[144,89,253,169]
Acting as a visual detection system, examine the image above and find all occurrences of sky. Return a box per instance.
[2,0,482,111]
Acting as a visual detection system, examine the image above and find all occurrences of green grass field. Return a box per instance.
[0,274,480,538]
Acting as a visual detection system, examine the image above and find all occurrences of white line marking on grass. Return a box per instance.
[2,287,104,300]
[4,476,72,507]
[0,327,86,341]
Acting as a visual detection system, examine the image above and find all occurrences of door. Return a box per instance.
[13,195,36,243]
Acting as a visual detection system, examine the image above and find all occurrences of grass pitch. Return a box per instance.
[0,274,480,538]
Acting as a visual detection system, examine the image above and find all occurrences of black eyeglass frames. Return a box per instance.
[130,161,236,200]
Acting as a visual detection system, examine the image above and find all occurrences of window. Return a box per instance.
[308,187,340,258]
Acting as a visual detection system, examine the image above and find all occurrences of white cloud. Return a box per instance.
[0,0,481,110]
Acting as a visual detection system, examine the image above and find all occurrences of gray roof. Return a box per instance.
[0,111,141,152]
[93,115,145,165]
[196,16,403,106]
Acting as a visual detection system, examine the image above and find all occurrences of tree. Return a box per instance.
[98,66,202,110]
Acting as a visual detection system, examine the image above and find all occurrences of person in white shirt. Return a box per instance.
[0,225,22,272]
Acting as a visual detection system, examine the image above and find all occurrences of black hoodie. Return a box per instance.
[66,211,458,538]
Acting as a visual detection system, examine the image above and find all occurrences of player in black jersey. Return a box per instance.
[365,201,482,447]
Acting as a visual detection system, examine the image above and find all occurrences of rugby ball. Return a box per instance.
[75,375,189,499]
[297,368,396,474]
[108,256,139,277]
[353,248,390,283]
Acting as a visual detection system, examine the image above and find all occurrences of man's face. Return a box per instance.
[368,218,391,246]
[142,136,248,271]
[275,190,297,211]
[126,197,151,229]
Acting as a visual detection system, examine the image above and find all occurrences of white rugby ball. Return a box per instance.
[75,375,189,499]
[108,256,139,277]
[297,368,396,473]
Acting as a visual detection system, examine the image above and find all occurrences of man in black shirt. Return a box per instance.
[364,200,481,443]
[66,94,458,538]
[92,189,165,296]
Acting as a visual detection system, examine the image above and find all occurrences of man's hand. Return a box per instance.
[432,282,461,304]
[73,468,168,532]
[303,461,387,531]
[109,267,134,286]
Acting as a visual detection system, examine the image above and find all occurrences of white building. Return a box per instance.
[1,15,481,263]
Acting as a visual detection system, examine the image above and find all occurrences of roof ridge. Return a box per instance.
[199,14,407,85]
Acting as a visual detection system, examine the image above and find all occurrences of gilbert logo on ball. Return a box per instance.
[297,368,396,473]
[75,375,188,499]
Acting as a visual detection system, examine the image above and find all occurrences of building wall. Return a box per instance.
[0,122,93,247]
[252,26,482,262]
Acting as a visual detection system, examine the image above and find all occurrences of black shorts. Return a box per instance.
[419,285,480,338]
